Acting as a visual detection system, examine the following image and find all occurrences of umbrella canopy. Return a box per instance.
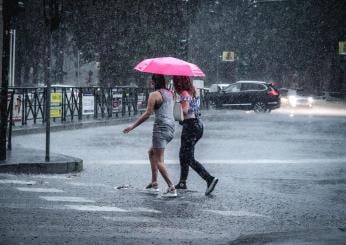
[134,57,205,77]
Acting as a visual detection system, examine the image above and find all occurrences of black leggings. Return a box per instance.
[179,118,212,182]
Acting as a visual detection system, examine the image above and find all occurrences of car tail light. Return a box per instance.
[268,88,279,96]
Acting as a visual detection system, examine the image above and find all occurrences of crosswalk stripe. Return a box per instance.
[204,209,270,218]
[0,180,36,185]
[16,187,64,193]
[102,216,159,223]
[68,182,111,187]
[65,205,127,212]
[39,196,95,203]
[129,207,161,213]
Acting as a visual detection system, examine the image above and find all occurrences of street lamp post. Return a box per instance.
[1,0,24,161]
[216,55,222,83]
[43,0,63,161]
[77,51,82,86]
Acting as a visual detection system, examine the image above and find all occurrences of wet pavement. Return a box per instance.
[1,105,346,244]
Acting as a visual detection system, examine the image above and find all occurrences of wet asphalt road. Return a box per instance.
[1,104,346,244]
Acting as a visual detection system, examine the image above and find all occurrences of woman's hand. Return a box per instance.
[123,124,134,134]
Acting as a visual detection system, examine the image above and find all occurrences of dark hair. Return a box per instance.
[173,76,196,97]
[152,74,166,90]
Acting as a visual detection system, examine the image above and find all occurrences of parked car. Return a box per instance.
[212,81,281,112]
[209,83,230,93]
[279,88,313,108]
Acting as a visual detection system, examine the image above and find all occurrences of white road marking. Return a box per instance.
[31,175,74,180]
[39,196,95,203]
[102,216,159,223]
[129,207,161,213]
[68,182,111,188]
[16,187,64,193]
[204,209,270,218]
[0,180,36,185]
[65,205,127,212]
[88,158,346,165]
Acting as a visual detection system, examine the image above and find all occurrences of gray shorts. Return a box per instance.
[152,123,175,149]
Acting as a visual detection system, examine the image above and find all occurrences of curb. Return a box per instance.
[0,160,83,174]
[0,148,83,174]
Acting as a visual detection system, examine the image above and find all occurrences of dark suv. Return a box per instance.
[212,81,281,112]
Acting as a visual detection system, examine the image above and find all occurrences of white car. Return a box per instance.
[280,89,313,108]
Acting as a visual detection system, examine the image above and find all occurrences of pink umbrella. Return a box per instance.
[134,57,205,77]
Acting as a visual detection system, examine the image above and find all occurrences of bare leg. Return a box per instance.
[148,147,158,184]
[152,148,175,189]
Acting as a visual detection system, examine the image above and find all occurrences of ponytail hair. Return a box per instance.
[172,76,196,97]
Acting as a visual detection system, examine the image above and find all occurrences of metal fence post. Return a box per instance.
[78,87,83,120]
[7,91,14,151]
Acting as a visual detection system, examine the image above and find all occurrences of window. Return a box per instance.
[241,83,266,91]
[224,83,241,93]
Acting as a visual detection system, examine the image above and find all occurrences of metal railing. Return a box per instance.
[5,86,209,150]
[6,86,152,126]
[7,86,209,127]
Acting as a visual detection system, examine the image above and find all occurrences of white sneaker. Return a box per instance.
[161,187,177,198]
[143,183,159,194]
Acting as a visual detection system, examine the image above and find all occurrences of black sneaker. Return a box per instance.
[205,177,218,195]
[175,182,187,190]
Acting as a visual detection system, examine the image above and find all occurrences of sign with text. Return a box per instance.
[50,92,62,118]
[82,93,95,115]
[339,41,346,55]
[222,51,235,61]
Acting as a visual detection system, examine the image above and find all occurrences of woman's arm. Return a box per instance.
[123,92,157,133]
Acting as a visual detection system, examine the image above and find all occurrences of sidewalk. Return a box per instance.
[1,116,138,174]
[0,146,83,174]
[11,116,137,136]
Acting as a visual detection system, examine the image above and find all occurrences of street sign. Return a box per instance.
[222,51,235,61]
[339,41,346,55]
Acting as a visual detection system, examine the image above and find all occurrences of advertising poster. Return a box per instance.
[7,93,23,122]
[112,89,122,112]
[82,93,94,115]
[50,92,62,118]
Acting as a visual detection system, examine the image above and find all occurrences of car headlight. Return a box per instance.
[308,97,313,103]
[288,95,297,107]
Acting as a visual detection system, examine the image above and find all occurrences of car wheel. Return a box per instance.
[253,102,267,113]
